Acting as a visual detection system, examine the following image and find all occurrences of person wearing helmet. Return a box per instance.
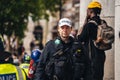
[28,49,41,79]
[0,34,27,80]
[31,49,41,62]
[78,1,105,80]
[23,53,31,63]
[20,53,30,76]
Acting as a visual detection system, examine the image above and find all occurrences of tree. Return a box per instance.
[0,0,61,51]
[0,0,60,39]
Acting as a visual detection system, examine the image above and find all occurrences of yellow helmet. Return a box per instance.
[88,1,102,9]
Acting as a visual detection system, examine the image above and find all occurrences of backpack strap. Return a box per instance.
[88,20,99,60]
[88,20,103,42]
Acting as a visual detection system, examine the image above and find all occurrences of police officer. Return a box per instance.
[0,34,27,80]
[28,49,41,79]
[78,1,105,80]
[20,53,30,76]
[34,18,86,80]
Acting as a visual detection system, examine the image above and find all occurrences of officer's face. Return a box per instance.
[58,25,72,38]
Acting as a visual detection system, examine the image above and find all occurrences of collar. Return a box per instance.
[54,36,74,50]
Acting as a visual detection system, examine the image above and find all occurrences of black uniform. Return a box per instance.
[34,36,86,80]
[78,16,106,80]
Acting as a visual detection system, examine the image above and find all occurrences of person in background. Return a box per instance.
[17,42,25,64]
[70,28,78,39]
[30,40,35,52]
[20,54,31,76]
[12,52,19,66]
[0,34,27,80]
[78,1,105,80]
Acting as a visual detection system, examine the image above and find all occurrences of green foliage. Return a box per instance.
[0,0,61,39]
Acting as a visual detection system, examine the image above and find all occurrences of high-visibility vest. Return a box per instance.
[20,63,30,76]
[0,63,26,80]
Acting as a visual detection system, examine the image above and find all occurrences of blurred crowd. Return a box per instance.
[0,34,43,80]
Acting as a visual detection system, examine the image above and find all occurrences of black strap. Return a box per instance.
[53,47,70,57]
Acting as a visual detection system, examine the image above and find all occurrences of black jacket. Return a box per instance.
[34,36,74,80]
[78,16,106,80]
[34,36,86,80]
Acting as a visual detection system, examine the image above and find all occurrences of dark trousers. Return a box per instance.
[84,51,106,80]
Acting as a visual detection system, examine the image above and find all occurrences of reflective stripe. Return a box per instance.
[16,66,24,80]
[20,63,30,76]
